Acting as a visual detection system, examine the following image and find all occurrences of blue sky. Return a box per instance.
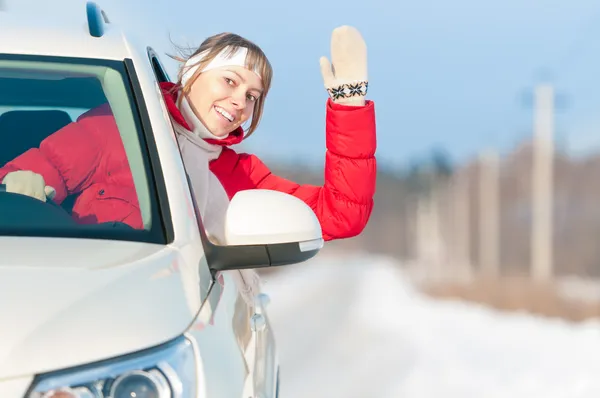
[10,0,600,168]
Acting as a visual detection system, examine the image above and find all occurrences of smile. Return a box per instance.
[215,106,234,122]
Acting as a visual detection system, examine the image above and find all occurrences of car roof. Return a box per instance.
[0,3,134,61]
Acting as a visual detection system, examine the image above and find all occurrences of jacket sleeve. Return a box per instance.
[218,98,377,241]
[0,115,104,204]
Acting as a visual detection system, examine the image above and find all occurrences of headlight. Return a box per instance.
[27,336,196,398]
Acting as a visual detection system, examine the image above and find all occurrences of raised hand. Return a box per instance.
[319,25,368,106]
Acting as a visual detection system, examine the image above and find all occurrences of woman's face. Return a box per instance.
[186,65,263,137]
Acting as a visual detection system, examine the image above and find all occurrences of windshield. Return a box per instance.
[0,54,165,244]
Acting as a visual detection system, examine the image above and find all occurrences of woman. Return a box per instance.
[0,25,376,244]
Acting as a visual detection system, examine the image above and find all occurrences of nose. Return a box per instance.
[230,90,247,109]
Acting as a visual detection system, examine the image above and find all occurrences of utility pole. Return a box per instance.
[531,83,555,281]
[416,195,435,270]
[479,150,500,277]
[453,171,472,279]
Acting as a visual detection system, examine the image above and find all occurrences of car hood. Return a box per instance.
[0,236,202,380]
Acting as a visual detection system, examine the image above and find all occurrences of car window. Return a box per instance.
[147,50,207,223]
[0,55,164,244]
[146,49,211,230]
[149,52,172,83]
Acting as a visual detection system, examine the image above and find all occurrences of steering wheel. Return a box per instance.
[0,184,138,232]
[0,183,76,227]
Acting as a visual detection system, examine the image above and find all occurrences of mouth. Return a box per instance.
[214,106,235,123]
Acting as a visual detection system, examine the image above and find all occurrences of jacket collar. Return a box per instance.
[159,81,245,147]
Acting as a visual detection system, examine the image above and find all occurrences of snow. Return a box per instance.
[260,254,600,398]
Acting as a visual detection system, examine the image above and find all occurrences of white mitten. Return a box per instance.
[2,170,56,202]
[319,25,368,106]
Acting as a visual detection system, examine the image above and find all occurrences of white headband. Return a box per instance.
[180,46,262,86]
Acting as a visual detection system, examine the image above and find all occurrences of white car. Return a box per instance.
[0,3,323,397]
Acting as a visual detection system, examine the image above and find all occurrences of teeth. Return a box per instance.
[215,106,234,122]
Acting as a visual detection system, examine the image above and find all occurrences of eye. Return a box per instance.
[224,77,235,86]
[246,93,257,102]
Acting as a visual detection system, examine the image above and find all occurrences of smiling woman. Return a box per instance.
[162,27,376,245]
[172,33,272,140]
[188,66,264,136]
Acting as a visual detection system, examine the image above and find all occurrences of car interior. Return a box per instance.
[0,73,109,214]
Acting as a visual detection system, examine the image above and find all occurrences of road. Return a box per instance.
[260,254,600,398]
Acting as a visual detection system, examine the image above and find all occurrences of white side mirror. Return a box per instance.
[226,189,322,247]
[205,190,324,272]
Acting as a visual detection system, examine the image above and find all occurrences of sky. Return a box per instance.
[7,0,600,169]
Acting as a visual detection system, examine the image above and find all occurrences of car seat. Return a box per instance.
[0,109,72,167]
[0,109,80,213]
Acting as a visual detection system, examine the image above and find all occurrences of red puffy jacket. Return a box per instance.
[0,82,377,240]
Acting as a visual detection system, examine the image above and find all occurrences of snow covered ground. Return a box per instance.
[260,254,600,398]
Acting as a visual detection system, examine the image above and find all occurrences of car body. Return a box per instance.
[0,3,323,397]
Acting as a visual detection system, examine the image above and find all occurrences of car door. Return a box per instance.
[251,290,280,397]
[146,48,264,396]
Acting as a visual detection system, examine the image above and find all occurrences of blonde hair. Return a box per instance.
[169,33,273,138]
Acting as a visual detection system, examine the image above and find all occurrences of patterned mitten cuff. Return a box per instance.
[327,80,368,101]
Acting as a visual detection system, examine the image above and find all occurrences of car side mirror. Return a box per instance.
[203,189,324,272]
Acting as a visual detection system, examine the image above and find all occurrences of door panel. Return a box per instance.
[187,270,253,397]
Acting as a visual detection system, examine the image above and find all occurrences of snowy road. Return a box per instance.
[260,254,600,398]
